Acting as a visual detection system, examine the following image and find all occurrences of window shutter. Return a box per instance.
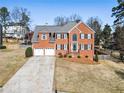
[61,44,63,50]
[56,44,57,50]
[61,34,62,39]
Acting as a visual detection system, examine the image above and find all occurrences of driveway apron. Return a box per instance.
[2,56,56,93]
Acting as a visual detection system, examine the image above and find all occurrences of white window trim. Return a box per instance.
[57,44,61,50]
[80,44,84,50]
[57,33,61,39]
[64,44,67,50]
[80,33,84,39]
[63,34,67,39]
[88,44,91,50]
[88,34,91,39]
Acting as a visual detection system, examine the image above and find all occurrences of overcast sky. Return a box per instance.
[0,0,117,29]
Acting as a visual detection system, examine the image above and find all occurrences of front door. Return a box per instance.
[73,43,77,52]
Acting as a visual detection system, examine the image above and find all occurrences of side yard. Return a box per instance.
[0,44,28,87]
[55,58,124,93]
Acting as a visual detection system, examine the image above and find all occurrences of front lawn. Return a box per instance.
[0,47,28,87]
[55,58,124,93]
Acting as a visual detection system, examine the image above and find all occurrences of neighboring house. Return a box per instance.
[32,21,94,61]
[22,32,34,44]
[3,23,29,39]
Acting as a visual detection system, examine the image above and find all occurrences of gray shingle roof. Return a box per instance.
[32,22,77,42]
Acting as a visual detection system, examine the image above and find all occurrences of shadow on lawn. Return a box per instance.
[115,69,124,79]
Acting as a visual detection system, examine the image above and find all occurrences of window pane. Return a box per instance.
[73,34,77,41]
[57,44,61,50]
[80,44,84,50]
[88,34,91,39]
[88,44,91,50]
[84,34,88,39]
[64,44,67,50]
[81,34,84,39]
[64,34,67,39]
[84,44,88,50]
[42,34,47,40]
[57,34,61,39]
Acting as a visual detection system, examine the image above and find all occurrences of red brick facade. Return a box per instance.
[32,22,94,61]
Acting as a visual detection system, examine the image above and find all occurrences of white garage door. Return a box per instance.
[34,48,44,56]
[45,48,55,56]
[34,48,55,56]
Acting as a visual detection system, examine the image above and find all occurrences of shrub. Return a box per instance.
[64,54,67,58]
[0,45,6,49]
[59,55,63,58]
[58,52,62,55]
[25,47,33,57]
[85,55,89,58]
[68,55,72,58]
[94,53,99,62]
[77,55,81,58]
[58,53,63,58]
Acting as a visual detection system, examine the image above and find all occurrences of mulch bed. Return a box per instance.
[63,57,94,64]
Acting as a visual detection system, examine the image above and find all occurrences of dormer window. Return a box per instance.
[41,33,47,40]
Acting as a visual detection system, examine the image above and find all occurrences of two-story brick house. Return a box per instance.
[32,21,94,61]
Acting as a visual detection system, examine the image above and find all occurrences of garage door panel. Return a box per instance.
[45,48,55,56]
[34,48,44,56]
[34,48,55,56]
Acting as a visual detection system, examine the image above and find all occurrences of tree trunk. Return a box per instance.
[0,24,3,46]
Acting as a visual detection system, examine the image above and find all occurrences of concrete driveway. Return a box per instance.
[1,56,56,93]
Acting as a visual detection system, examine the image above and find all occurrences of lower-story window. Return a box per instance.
[57,44,61,50]
[84,44,92,50]
[80,44,84,50]
[64,44,67,50]
[88,44,92,50]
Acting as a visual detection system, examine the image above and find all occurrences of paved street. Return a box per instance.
[1,56,55,93]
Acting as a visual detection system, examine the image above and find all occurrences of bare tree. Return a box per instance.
[87,17,102,45]
[54,14,82,26]
[11,7,21,23]
[54,16,67,26]
[11,7,30,26]
[69,14,82,22]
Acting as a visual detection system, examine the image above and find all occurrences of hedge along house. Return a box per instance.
[32,21,94,61]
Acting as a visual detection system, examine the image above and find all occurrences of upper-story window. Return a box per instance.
[72,34,77,41]
[57,33,61,39]
[80,33,84,39]
[63,34,67,39]
[84,34,92,39]
[84,34,88,39]
[88,34,91,39]
[41,33,47,40]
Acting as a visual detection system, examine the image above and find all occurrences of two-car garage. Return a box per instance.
[34,48,55,56]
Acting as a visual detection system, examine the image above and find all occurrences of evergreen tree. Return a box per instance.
[102,24,112,48]
[0,7,10,38]
[112,0,124,24]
